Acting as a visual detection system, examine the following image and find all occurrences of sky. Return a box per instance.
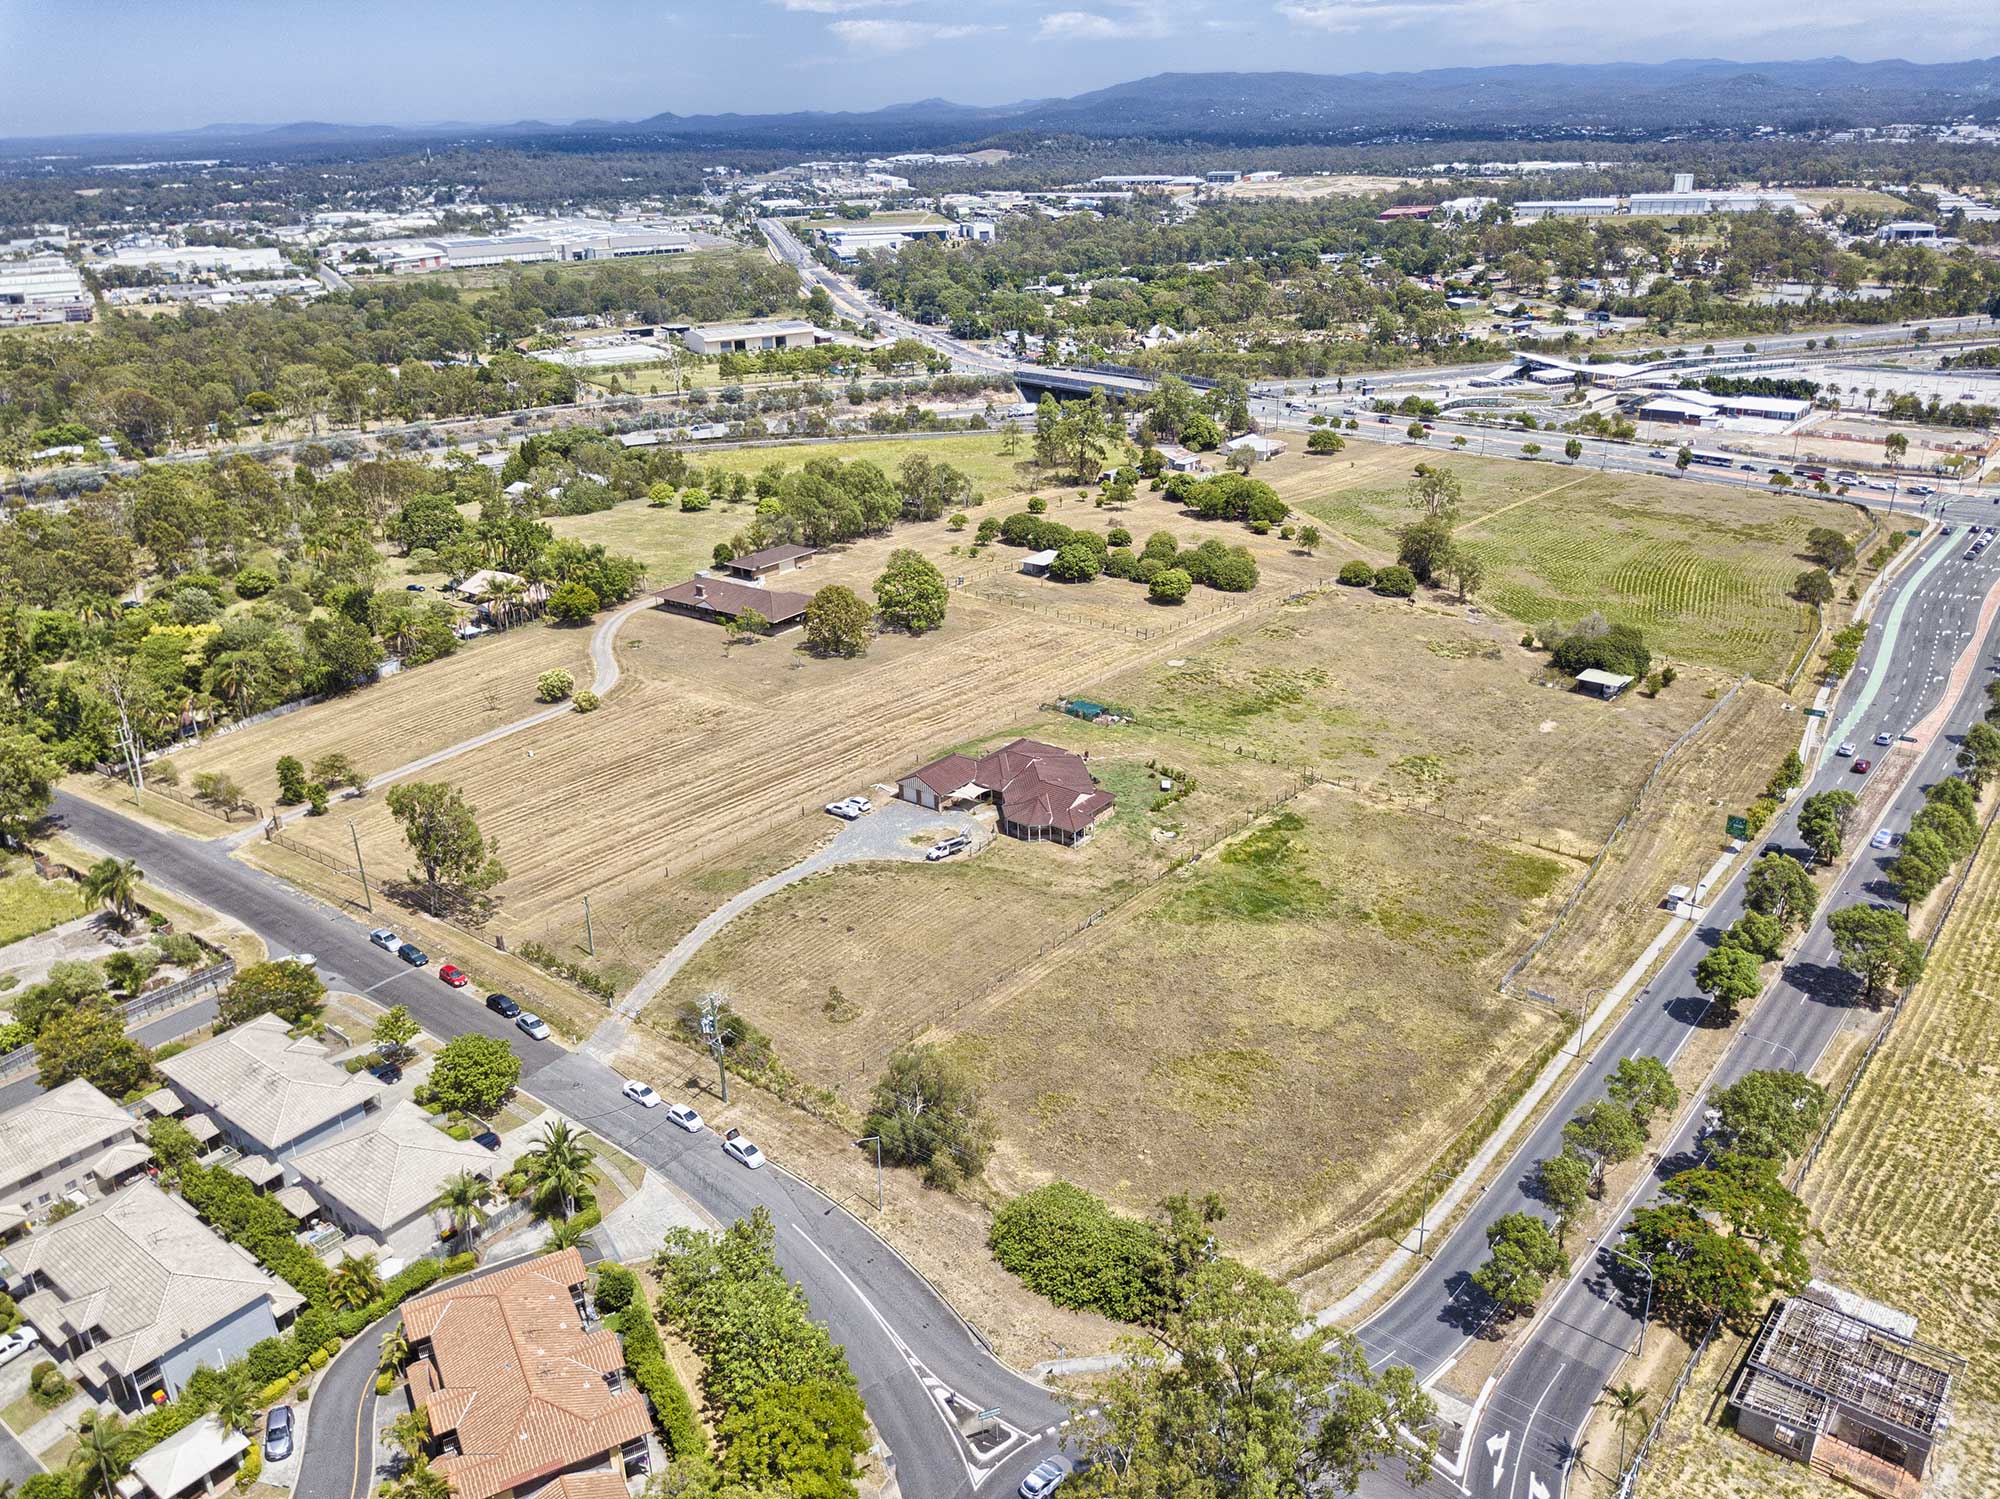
[1,0,1997,137]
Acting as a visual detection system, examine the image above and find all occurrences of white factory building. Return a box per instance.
[815,221,992,262]
[1513,176,1802,222]
[341,217,693,274]
[1630,389,1813,429]
[1512,197,1622,222]
[1876,220,1940,244]
[680,319,828,356]
[91,244,288,279]
[0,255,91,325]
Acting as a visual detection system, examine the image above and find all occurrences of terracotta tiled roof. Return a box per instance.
[538,1475,629,1499]
[402,1250,650,1499]
[654,575,811,622]
[904,738,1114,835]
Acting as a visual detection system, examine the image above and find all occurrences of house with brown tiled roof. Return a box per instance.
[399,1249,650,1499]
[898,737,1114,845]
[653,574,811,633]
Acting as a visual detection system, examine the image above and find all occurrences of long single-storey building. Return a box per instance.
[654,575,812,632]
[721,543,819,581]
[681,319,824,356]
[898,738,1114,844]
[0,1079,152,1233]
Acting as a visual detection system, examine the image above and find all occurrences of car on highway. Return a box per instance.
[1875,732,1894,746]
[397,942,428,966]
[1739,462,1759,472]
[1648,448,1667,458]
[1836,741,1856,757]
[666,1102,704,1133]
[369,928,401,951]
[722,1127,767,1169]
[263,1406,294,1463]
[622,1079,662,1108]
[1853,758,1873,774]
[1019,1456,1076,1498]
[439,964,468,987]
[1909,484,1935,497]
[515,1012,552,1041]
[0,1327,40,1368]
[1871,828,1894,849]
[925,834,971,862]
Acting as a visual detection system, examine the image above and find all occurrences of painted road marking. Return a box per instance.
[1487,1431,1510,1486]
[1528,1476,1551,1499]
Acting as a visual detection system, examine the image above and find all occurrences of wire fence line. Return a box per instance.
[1615,1314,1722,1499]
[1500,674,1750,995]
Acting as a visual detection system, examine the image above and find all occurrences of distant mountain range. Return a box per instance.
[10,56,2000,157]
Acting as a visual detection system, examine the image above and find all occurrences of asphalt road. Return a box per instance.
[43,793,1070,1499]
[1349,512,2000,1499]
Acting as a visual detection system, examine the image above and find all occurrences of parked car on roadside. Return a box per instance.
[0,1328,40,1369]
[516,1012,552,1041]
[622,1080,662,1108]
[438,964,468,987]
[369,928,400,951]
[666,1103,704,1133]
[1019,1456,1076,1498]
[397,942,428,967]
[485,992,521,1018]
[722,1127,766,1169]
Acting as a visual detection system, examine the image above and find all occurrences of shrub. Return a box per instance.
[616,1266,706,1460]
[233,567,277,599]
[1338,560,1375,587]
[593,1263,639,1316]
[258,1375,298,1408]
[375,1370,394,1396]
[1047,541,1103,583]
[237,1450,262,1489]
[989,1183,1166,1322]
[536,668,575,703]
[1103,547,1140,580]
[1148,567,1193,604]
[1373,564,1418,598]
[442,1251,478,1275]
[571,690,600,713]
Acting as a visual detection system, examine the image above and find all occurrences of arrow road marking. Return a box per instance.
[1486,1431,1510,1486]
[1527,1476,1550,1499]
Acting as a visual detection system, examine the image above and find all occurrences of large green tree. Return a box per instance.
[862,1043,996,1191]
[1470,1212,1569,1319]
[217,959,326,1029]
[1797,789,1858,866]
[1826,903,1926,1007]
[872,548,949,634]
[1694,943,1763,1021]
[385,781,505,914]
[802,585,871,658]
[37,1001,153,1098]
[1605,1055,1679,1129]
[1068,1256,1435,1497]
[427,1032,521,1115]
[0,731,60,845]
[1744,852,1817,932]
[1708,1070,1828,1161]
[1562,1100,1645,1195]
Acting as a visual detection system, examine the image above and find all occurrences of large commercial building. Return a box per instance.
[92,245,288,279]
[0,255,91,325]
[1511,198,1621,222]
[1877,220,1940,244]
[347,218,693,274]
[680,318,824,356]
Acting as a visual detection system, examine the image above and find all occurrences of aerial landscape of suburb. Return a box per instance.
[3,5,2000,1498]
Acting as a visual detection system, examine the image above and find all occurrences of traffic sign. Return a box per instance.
[1726,815,1750,838]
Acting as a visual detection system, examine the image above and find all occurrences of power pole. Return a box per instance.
[857,1135,883,1211]
[583,895,595,956]
[698,991,730,1103]
[349,820,372,913]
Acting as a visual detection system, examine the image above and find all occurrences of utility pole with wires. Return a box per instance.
[349,819,372,913]
[697,991,730,1103]
[101,668,145,795]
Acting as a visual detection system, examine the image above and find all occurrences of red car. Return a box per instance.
[1852,759,1872,775]
[438,965,469,988]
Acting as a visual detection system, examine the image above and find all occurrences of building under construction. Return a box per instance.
[1732,1281,1961,1498]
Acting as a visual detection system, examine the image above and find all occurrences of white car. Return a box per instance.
[369,928,401,951]
[515,1012,552,1042]
[1836,741,1856,757]
[824,797,866,820]
[1871,828,1894,849]
[722,1127,766,1169]
[925,834,971,862]
[0,1328,40,1368]
[285,953,318,970]
[1019,1456,1075,1498]
[666,1103,704,1133]
[622,1080,662,1109]
[1874,732,1894,747]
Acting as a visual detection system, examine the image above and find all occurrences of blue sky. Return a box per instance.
[1,0,1996,136]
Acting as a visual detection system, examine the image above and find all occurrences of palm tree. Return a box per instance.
[82,857,142,930]
[378,1324,412,1375]
[432,1172,489,1246]
[387,1409,433,1467]
[392,1458,453,1499]
[70,1414,135,1499]
[329,1252,384,1311]
[210,1372,256,1438]
[1601,1382,1649,1475]
[525,1121,597,1222]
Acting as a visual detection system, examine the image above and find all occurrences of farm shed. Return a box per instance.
[1574,668,1633,699]
[721,543,819,581]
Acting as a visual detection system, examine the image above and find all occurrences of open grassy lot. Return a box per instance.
[0,856,91,947]
[1271,447,1851,679]
[646,587,1739,1253]
[692,431,1056,504]
[163,621,594,812]
[412,245,754,301]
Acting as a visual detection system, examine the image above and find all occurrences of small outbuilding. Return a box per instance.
[1020,549,1060,577]
[1574,668,1633,699]
[721,543,819,581]
[1222,433,1287,462]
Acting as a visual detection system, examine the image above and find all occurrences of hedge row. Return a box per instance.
[179,1161,331,1307]
[595,1265,704,1461]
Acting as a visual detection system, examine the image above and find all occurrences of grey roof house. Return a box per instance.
[0,1182,303,1409]
[157,1012,386,1159]
[0,1079,151,1233]
[286,1101,495,1242]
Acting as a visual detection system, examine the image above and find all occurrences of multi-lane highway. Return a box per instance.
[43,793,1071,1499]
[1348,503,2000,1499]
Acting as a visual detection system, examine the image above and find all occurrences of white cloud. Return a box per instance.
[774,0,913,12]
[828,17,997,50]
[1037,1,1180,41]
[1276,0,1494,31]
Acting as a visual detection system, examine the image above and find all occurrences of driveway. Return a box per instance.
[613,797,990,1018]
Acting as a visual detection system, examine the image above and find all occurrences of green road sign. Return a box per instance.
[1726,815,1751,838]
[1804,708,1828,719]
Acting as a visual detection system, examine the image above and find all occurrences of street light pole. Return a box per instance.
[1603,1244,1656,1356]
[856,1136,883,1211]
[1415,1168,1451,1258]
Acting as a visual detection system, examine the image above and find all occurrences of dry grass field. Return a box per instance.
[1635,828,2000,1499]
[1215,174,1415,200]
[164,622,594,811]
[1271,446,1852,679]
[648,587,1754,1254]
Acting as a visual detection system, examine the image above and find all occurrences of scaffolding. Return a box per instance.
[1737,1294,1961,1443]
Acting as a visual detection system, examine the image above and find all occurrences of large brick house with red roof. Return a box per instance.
[897,738,1114,845]
[399,1249,650,1499]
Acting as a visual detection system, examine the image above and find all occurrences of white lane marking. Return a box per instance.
[1487,1430,1511,1487]
[1511,1369,1565,1499]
